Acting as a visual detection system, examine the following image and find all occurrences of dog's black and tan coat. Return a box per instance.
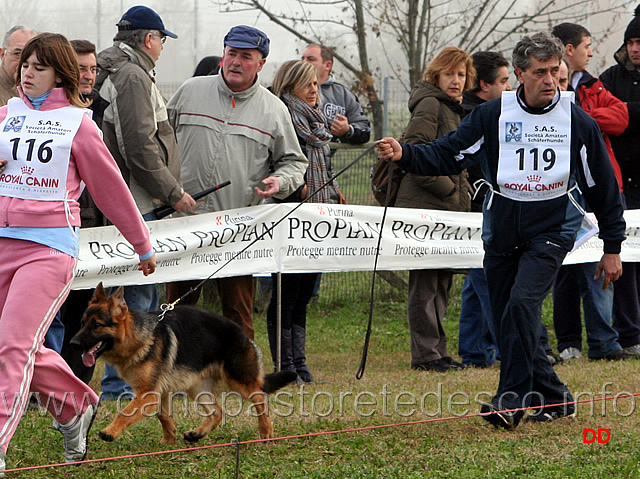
[71,283,296,443]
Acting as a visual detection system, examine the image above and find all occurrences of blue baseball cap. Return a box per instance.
[224,25,270,57]
[117,5,178,39]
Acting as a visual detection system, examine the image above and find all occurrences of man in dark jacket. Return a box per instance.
[379,32,625,430]
[600,5,640,359]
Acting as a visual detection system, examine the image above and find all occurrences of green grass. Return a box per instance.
[7,275,640,477]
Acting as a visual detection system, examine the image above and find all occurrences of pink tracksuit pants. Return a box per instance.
[0,238,99,454]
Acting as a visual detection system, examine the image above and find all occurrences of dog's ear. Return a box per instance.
[91,282,107,303]
[111,286,127,307]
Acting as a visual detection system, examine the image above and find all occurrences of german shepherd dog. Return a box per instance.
[71,283,297,444]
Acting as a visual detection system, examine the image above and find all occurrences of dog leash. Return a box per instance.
[355,158,395,380]
[157,142,381,324]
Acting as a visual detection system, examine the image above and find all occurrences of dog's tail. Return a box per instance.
[262,370,298,394]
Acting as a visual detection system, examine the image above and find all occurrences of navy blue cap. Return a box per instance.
[117,5,178,39]
[224,25,269,57]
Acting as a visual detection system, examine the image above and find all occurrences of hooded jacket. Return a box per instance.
[0,88,151,256]
[95,43,184,215]
[600,44,640,186]
[395,80,471,212]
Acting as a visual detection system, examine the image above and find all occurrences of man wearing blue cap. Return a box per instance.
[165,25,307,340]
[94,5,196,400]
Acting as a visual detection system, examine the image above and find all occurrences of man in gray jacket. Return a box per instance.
[302,44,371,144]
[95,5,195,399]
[166,25,307,340]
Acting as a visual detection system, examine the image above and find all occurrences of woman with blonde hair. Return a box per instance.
[0,33,155,473]
[267,60,340,383]
[398,47,475,372]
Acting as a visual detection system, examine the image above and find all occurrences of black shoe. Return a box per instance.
[479,402,521,430]
[412,358,451,372]
[524,404,575,423]
[442,357,467,370]
[524,410,573,423]
[296,366,314,383]
[589,348,633,361]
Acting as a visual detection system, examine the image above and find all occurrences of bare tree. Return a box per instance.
[380,0,634,88]
[216,0,634,138]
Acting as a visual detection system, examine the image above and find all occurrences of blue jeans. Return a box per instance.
[43,310,65,353]
[458,269,498,367]
[554,263,620,358]
[101,284,158,398]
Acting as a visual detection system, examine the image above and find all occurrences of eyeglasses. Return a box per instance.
[151,32,166,44]
[79,66,98,74]
[5,49,22,59]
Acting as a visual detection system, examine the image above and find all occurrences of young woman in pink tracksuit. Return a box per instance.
[0,33,156,474]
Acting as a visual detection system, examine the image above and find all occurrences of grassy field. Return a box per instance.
[6,275,640,477]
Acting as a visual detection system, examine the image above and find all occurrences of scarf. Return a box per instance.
[282,92,334,204]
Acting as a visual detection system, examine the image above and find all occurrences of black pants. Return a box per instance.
[484,237,572,410]
[266,272,318,331]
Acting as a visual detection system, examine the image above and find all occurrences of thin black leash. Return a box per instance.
[355,158,394,380]
[157,142,381,322]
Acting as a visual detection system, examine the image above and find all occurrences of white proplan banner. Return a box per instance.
[72,204,640,289]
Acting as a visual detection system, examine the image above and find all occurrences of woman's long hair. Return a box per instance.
[423,47,476,93]
[17,32,88,108]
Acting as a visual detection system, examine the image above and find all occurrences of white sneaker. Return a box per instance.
[622,344,640,358]
[58,403,98,463]
[0,449,5,478]
[559,347,582,360]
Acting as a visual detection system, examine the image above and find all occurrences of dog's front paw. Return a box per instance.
[98,429,115,442]
[183,430,205,443]
[161,430,177,444]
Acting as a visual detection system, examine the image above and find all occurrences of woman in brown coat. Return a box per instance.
[396,47,475,372]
